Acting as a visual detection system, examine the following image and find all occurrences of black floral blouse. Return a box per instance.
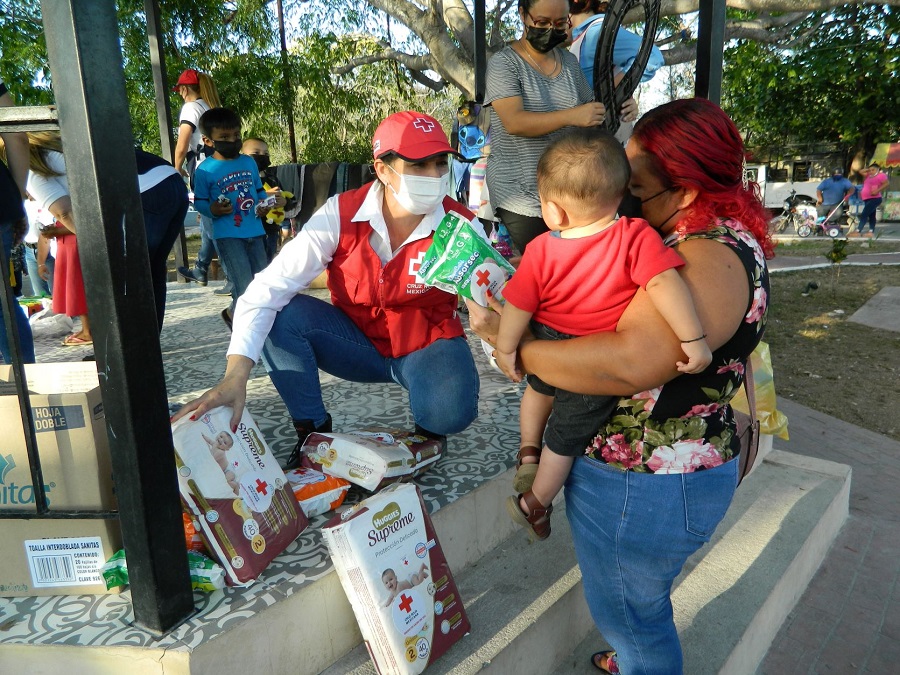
[585,220,769,473]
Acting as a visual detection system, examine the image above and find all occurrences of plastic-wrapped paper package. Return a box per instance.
[171,406,309,586]
[417,211,515,305]
[322,483,470,674]
[301,429,444,492]
[418,211,514,368]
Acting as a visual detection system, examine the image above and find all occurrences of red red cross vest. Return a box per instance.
[328,182,471,358]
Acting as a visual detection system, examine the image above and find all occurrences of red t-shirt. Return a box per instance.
[502,216,684,335]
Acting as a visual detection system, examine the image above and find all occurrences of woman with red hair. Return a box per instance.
[468,98,773,674]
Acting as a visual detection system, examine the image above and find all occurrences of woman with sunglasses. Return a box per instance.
[485,0,632,254]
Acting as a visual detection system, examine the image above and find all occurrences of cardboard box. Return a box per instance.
[0,517,123,597]
[0,362,115,511]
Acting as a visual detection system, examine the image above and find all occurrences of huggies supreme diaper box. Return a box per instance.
[322,483,470,674]
[171,406,309,586]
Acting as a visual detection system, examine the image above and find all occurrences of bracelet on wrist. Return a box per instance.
[681,334,707,344]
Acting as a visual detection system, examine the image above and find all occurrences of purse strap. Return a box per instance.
[742,357,757,421]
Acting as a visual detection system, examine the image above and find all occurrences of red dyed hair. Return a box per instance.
[631,98,775,259]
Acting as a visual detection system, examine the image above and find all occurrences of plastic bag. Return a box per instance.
[731,342,789,440]
[28,308,74,338]
[101,548,226,591]
[418,211,515,305]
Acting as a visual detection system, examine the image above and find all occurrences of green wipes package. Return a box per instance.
[418,211,515,304]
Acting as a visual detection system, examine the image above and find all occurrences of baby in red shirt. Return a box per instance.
[496,128,711,541]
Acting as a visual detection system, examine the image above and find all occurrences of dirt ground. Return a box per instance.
[766,257,900,442]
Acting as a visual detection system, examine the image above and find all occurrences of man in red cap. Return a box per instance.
[175,111,482,468]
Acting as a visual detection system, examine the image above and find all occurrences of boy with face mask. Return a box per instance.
[193,108,275,328]
[173,111,482,472]
[241,137,293,262]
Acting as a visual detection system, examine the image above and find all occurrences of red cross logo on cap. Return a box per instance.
[475,269,491,287]
[398,593,414,613]
[254,478,270,496]
[413,117,435,133]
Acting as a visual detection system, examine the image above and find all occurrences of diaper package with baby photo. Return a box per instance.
[170,406,309,586]
[301,429,444,492]
[417,211,515,305]
[322,482,469,675]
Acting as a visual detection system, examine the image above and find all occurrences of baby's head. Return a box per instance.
[214,431,234,452]
[537,128,630,227]
[382,569,398,592]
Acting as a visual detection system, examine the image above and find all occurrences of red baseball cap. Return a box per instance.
[173,69,200,90]
[372,111,460,162]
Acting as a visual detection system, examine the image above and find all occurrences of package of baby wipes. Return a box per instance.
[417,211,515,305]
[170,406,309,586]
[322,483,469,674]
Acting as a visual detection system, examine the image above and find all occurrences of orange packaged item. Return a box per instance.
[182,513,207,553]
[285,467,351,518]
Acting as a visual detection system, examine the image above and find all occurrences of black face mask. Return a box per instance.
[525,25,569,53]
[252,154,271,171]
[213,140,242,159]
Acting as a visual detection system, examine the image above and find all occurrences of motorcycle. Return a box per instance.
[769,190,816,235]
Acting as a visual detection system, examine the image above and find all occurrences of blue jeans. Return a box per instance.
[565,455,738,674]
[214,236,267,312]
[0,222,35,363]
[264,231,279,263]
[859,197,881,232]
[196,216,230,282]
[24,245,54,297]
[261,293,480,431]
[143,174,189,330]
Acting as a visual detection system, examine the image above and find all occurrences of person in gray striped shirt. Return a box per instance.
[486,0,633,254]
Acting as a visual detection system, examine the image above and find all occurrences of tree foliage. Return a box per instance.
[722,4,900,163]
[2,0,898,166]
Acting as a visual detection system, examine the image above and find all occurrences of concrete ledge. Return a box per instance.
[322,499,594,675]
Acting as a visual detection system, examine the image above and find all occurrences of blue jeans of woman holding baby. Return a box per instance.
[565,456,738,674]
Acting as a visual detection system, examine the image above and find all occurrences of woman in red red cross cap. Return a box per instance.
[175,111,482,469]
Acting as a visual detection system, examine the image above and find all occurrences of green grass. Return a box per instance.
[766,265,900,441]
[775,238,900,257]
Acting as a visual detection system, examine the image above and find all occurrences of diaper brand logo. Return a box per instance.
[373,503,402,530]
[368,501,416,546]
[238,423,267,469]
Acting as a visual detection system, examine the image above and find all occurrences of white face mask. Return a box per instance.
[386,164,449,215]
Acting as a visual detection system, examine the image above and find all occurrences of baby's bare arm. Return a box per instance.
[497,303,533,382]
[645,268,712,373]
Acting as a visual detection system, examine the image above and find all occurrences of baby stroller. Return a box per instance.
[797,201,854,238]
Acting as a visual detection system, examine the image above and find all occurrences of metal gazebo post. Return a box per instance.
[40,0,193,634]
[695,0,727,102]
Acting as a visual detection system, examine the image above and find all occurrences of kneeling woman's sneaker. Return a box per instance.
[282,414,333,469]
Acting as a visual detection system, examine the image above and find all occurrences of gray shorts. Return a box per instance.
[527,321,617,457]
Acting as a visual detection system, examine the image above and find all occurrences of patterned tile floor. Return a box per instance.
[0,282,523,650]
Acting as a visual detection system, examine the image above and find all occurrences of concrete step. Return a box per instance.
[320,499,593,675]
[0,447,849,675]
[552,449,851,675]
